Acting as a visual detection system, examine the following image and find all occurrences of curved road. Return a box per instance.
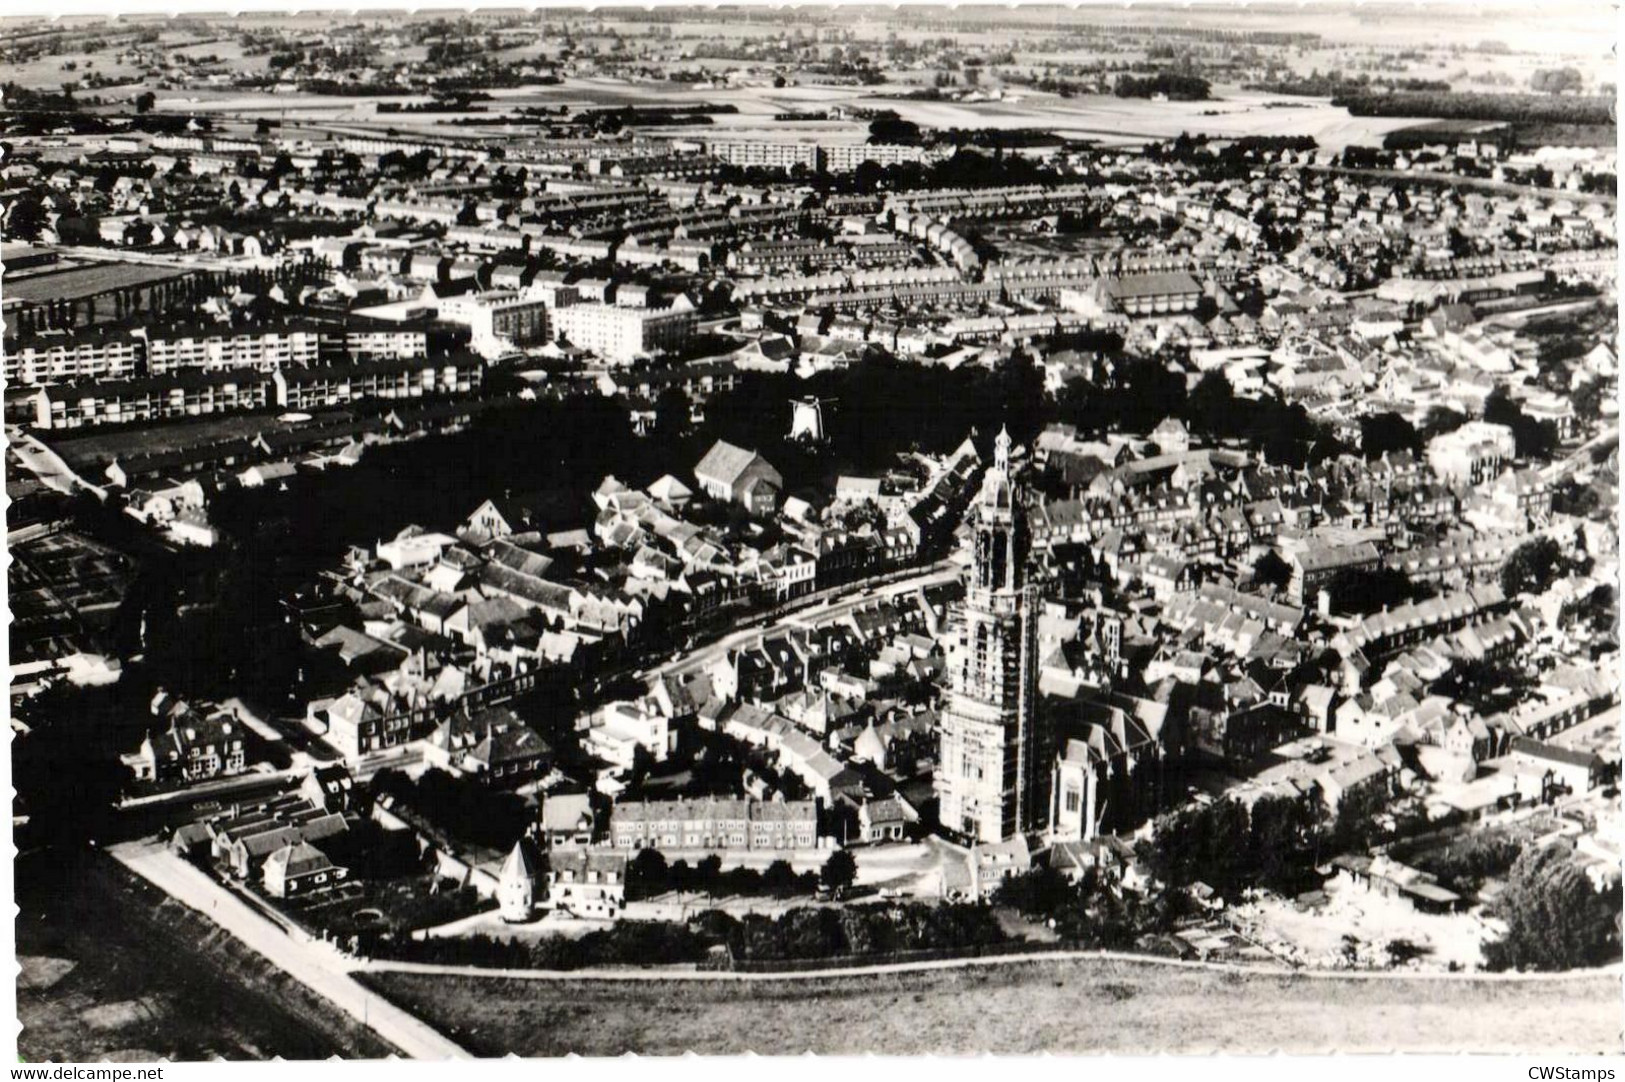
[650,560,964,683]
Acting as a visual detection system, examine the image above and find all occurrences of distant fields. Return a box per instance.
[361,958,1624,1056]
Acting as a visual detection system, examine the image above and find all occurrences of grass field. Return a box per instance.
[17,847,397,1062]
[360,957,1623,1056]
[4,261,196,304]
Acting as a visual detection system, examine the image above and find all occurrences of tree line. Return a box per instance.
[1331,90,1614,127]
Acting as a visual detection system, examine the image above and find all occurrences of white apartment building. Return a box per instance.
[344,326,429,361]
[550,299,697,364]
[822,142,928,173]
[707,140,819,172]
[5,335,142,386]
[146,326,325,375]
[1427,421,1518,487]
[436,290,551,357]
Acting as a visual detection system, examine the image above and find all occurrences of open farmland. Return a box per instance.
[361,958,1624,1056]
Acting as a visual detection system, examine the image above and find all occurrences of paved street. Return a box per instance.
[8,426,105,498]
[108,839,471,1060]
[652,560,963,682]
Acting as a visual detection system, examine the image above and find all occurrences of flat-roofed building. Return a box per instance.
[146,323,326,374]
[551,299,696,364]
[34,369,270,430]
[5,330,143,386]
[271,356,483,411]
[436,290,551,356]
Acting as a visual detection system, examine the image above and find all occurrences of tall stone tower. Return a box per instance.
[936,426,1045,843]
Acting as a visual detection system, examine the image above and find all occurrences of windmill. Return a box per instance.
[790,396,836,442]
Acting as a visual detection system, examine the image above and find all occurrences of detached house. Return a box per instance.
[694,440,783,515]
[128,704,248,786]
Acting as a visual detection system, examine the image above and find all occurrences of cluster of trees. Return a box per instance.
[371,768,533,852]
[1500,536,1566,597]
[1147,132,1317,167]
[1323,566,1437,617]
[1115,72,1211,101]
[1483,386,1559,460]
[867,116,924,146]
[1407,828,1526,893]
[1358,411,1424,460]
[1052,366,1349,470]
[378,918,717,970]
[996,865,1201,950]
[1138,793,1335,898]
[727,901,1006,962]
[626,848,856,901]
[1528,68,1585,96]
[1247,74,1451,98]
[1332,90,1614,127]
[1482,843,1622,972]
[378,898,1011,970]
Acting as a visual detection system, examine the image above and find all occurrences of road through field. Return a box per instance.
[109,840,470,1060]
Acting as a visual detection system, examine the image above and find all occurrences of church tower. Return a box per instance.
[936,427,1046,843]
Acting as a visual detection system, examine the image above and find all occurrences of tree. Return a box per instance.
[1501,536,1564,597]
[868,117,921,145]
[1325,566,1431,615]
[1420,405,1468,442]
[993,863,1072,916]
[1329,779,1392,853]
[763,859,800,896]
[1251,549,1293,593]
[1529,67,1583,96]
[1484,843,1622,971]
[627,848,669,900]
[134,90,156,113]
[1359,412,1420,459]
[651,386,690,439]
[852,158,885,194]
[819,849,857,893]
[5,193,48,242]
[1484,386,1557,459]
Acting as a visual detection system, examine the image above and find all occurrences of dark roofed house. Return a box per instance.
[429,705,551,784]
[1096,271,1203,316]
[1509,736,1608,794]
[301,764,361,813]
[1287,541,1381,605]
[694,439,783,515]
[129,704,249,786]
